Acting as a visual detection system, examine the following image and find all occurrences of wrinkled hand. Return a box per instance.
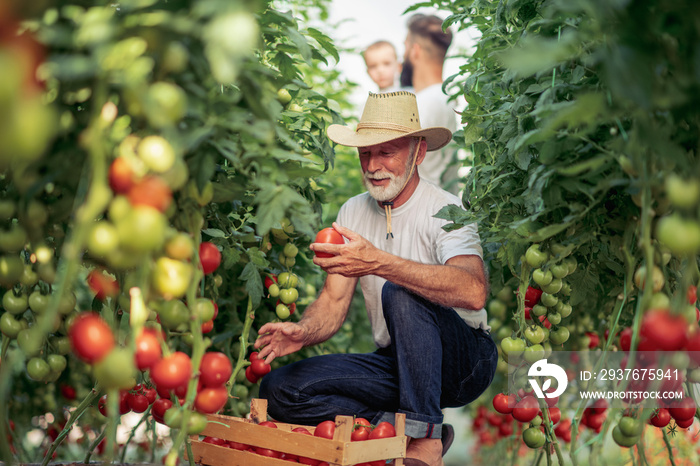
[309,223,382,277]
[254,321,306,364]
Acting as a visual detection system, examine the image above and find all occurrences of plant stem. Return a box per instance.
[120,407,152,463]
[661,429,677,466]
[84,427,106,464]
[42,385,101,466]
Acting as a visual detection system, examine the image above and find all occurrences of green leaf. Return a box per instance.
[201,229,227,238]
[285,26,312,65]
[239,262,263,309]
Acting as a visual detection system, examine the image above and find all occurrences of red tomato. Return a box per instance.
[245,365,259,384]
[201,319,214,333]
[669,397,696,422]
[492,393,515,414]
[194,386,228,414]
[202,437,227,446]
[368,421,396,439]
[98,391,130,416]
[150,352,192,390]
[639,310,689,351]
[61,385,77,400]
[524,286,543,308]
[86,269,119,301]
[128,175,172,213]
[264,275,278,289]
[108,157,136,194]
[254,421,282,458]
[135,328,162,371]
[585,332,600,349]
[590,399,608,414]
[199,242,221,274]
[142,386,157,404]
[291,427,320,465]
[68,313,115,363]
[547,406,561,425]
[649,408,670,428]
[619,327,633,351]
[226,440,250,451]
[127,392,150,413]
[351,418,372,441]
[250,358,271,378]
[314,420,336,439]
[688,285,698,305]
[151,398,173,424]
[314,228,344,258]
[200,352,233,387]
[512,396,539,423]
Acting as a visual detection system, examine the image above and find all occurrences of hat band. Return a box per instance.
[356,121,418,134]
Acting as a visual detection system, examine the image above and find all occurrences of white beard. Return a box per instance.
[363,168,411,202]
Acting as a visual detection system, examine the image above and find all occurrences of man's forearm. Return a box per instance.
[373,250,487,310]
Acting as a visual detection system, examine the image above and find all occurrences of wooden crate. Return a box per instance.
[187,398,406,466]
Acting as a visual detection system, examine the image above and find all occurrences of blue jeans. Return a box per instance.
[259,281,498,439]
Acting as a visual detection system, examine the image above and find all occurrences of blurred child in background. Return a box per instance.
[362,40,404,93]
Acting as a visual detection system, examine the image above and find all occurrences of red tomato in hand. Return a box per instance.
[199,242,221,274]
[150,352,192,390]
[200,352,233,387]
[250,358,271,378]
[68,313,115,363]
[314,228,344,258]
[314,420,336,439]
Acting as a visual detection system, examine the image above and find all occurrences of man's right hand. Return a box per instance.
[254,322,307,364]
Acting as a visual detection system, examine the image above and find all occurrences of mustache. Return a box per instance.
[365,171,395,180]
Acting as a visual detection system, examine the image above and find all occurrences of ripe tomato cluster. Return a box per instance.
[245,352,271,384]
[489,390,561,450]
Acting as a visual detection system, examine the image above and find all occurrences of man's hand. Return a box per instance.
[254,322,307,364]
[310,222,383,277]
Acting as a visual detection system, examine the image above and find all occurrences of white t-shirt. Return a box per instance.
[336,179,488,348]
[416,84,460,194]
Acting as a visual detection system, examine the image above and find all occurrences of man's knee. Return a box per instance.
[381,281,414,313]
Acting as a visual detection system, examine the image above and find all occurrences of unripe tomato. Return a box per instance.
[144,85,187,130]
[151,257,193,299]
[116,206,167,253]
[87,220,119,258]
[164,233,195,261]
[525,244,549,268]
[522,426,546,448]
[276,303,290,319]
[279,288,299,305]
[93,347,138,390]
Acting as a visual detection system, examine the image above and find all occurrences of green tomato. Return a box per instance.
[547,312,562,325]
[17,328,44,357]
[618,416,643,437]
[0,224,27,253]
[541,278,563,294]
[277,272,298,289]
[0,255,24,287]
[563,257,578,275]
[275,303,290,319]
[116,206,167,253]
[612,425,638,448]
[665,173,700,210]
[26,357,51,382]
[540,292,558,308]
[525,326,545,345]
[531,304,547,317]
[93,348,137,390]
[549,326,570,345]
[550,263,569,279]
[501,337,525,361]
[488,299,507,319]
[3,290,28,315]
[279,288,299,305]
[157,299,190,330]
[151,257,193,300]
[47,354,67,373]
[194,298,216,322]
[525,244,549,268]
[558,302,572,318]
[523,344,545,363]
[28,290,49,314]
[532,269,553,286]
[50,336,72,355]
[87,220,119,259]
[0,312,23,338]
[188,412,208,434]
[57,292,77,315]
[522,427,546,449]
[19,265,39,287]
[268,283,280,298]
[283,243,298,258]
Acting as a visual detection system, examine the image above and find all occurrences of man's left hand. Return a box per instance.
[310,222,382,277]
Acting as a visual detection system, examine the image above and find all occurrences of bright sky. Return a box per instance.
[327,0,478,112]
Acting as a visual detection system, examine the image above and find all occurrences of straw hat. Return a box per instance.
[327,91,453,151]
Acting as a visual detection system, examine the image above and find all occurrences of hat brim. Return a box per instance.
[327,124,453,152]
